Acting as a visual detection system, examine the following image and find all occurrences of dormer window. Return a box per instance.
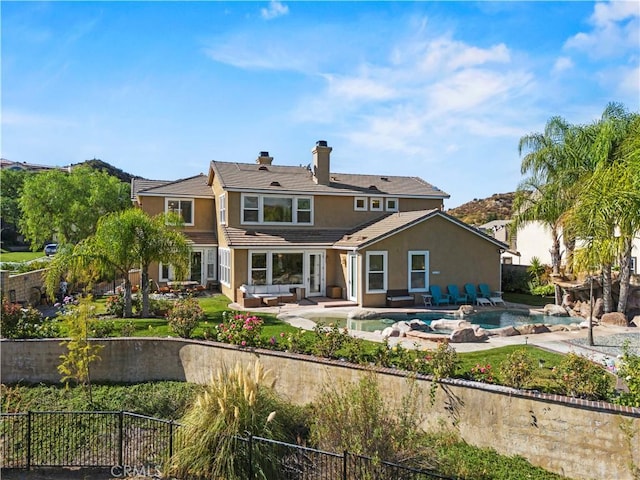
[370,197,383,211]
[386,198,398,211]
[354,197,367,211]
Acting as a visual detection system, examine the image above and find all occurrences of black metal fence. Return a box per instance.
[1,412,454,479]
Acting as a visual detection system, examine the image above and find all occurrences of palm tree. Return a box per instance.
[46,208,190,317]
[514,116,575,305]
[568,107,640,314]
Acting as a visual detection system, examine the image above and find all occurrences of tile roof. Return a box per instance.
[222,226,349,248]
[134,174,214,198]
[131,178,171,200]
[209,161,449,198]
[183,231,218,245]
[334,209,510,251]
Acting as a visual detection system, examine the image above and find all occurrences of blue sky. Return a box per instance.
[2,1,639,208]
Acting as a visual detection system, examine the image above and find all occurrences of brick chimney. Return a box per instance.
[312,140,331,185]
[256,151,273,165]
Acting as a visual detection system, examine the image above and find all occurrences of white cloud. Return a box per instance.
[564,1,639,58]
[261,1,289,20]
[1,110,77,128]
[324,73,397,102]
[552,56,574,74]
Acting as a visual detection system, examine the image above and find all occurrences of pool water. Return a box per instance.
[309,310,577,333]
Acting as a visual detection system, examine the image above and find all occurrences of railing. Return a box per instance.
[1,412,454,479]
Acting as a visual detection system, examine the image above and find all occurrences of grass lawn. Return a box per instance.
[0,250,46,262]
[81,294,568,392]
[503,292,554,307]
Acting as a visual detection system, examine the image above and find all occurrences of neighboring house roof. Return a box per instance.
[334,209,511,251]
[479,219,512,230]
[1,159,67,172]
[209,161,449,198]
[134,174,214,199]
[222,226,349,248]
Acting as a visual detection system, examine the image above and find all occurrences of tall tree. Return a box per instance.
[0,169,30,230]
[19,166,130,249]
[568,106,640,314]
[514,116,575,305]
[45,208,190,317]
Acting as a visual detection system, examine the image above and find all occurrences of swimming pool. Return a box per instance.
[308,310,577,333]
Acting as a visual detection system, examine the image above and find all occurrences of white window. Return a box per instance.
[159,263,175,281]
[241,194,314,225]
[166,198,194,225]
[366,251,387,293]
[386,198,398,211]
[219,194,226,225]
[243,195,259,223]
[248,251,305,286]
[296,198,312,224]
[631,257,637,274]
[219,248,231,286]
[206,249,217,280]
[370,197,383,211]
[408,251,429,292]
[354,197,367,211]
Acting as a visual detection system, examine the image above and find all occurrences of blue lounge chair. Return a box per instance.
[447,284,468,304]
[478,284,505,306]
[429,285,451,306]
[464,283,492,306]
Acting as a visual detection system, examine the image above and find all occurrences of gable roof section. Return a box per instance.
[134,174,214,199]
[183,231,218,245]
[131,178,171,200]
[209,161,449,198]
[333,210,510,251]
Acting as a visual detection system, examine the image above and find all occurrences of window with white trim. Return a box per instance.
[206,249,217,280]
[408,251,429,292]
[250,252,268,285]
[219,194,226,225]
[354,197,367,211]
[241,194,313,225]
[219,248,231,286]
[166,198,194,225]
[386,198,398,211]
[159,263,175,282]
[248,251,306,285]
[366,251,387,293]
[370,197,383,211]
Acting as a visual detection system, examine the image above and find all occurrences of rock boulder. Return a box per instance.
[543,304,568,316]
[600,312,628,327]
[450,327,487,343]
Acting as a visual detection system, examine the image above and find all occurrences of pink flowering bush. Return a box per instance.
[470,363,494,383]
[166,297,205,338]
[215,311,264,347]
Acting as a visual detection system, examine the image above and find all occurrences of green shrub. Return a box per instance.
[166,297,205,338]
[89,320,116,338]
[214,311,263,347]
[312,322,350,358]
[529,283,556,296]
[616,341,640,407]
[310,372,433,470]
[105,293,141,317]
[553,353,614,400]
[499,348,535,389]
[1,298,58,338]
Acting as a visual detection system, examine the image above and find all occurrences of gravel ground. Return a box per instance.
[566,331,640,358]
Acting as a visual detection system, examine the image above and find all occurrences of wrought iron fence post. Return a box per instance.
[247,433,253,480]
[26,411,32,471]
[343,450,347,480]
[169,420,174,461]
[118,411,124,468]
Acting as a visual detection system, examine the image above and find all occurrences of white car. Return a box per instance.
[44,243,58,256]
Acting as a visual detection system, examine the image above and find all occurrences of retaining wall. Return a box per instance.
[0,269,47,306]
[1,338,638,480]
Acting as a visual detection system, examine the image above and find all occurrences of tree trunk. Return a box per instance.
[550,228,563,305]
[601,263,613,314]
[141,268,150,318]
[123,278,133,318]
[564,235,576,276]
[617,238,633,314]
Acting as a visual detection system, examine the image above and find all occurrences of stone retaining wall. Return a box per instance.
[2,338,638,480]
[0,269,47,306]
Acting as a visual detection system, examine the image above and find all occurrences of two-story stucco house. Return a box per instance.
[133,141,509,307]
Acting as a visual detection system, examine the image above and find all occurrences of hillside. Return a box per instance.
[71,158,142,183]
[446,192,515,226]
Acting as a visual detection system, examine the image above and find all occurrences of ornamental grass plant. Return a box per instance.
[169,361,302,480]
